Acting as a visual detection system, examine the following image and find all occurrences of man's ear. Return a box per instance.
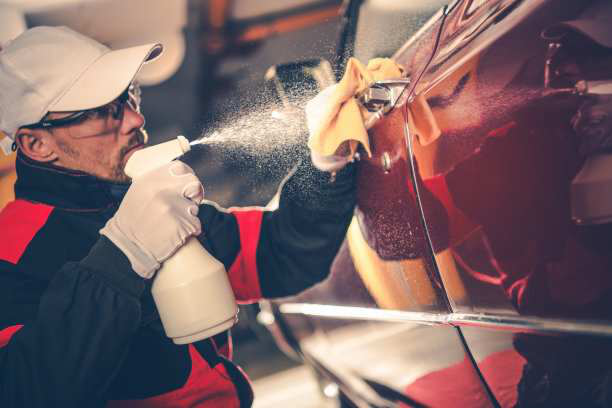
[15,129,58,163]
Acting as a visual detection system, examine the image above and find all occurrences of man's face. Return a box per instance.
[38,98,147,182]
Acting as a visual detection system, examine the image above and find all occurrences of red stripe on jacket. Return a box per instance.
[228,210,263,303]
[0,325,23,348]
[0,200,54,264]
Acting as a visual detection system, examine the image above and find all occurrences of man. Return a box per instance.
[0,26,355,407]
[0,5,26,209]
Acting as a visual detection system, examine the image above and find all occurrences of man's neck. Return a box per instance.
[13,151,128,210]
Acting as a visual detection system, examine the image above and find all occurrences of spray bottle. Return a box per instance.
[125,136,238,344]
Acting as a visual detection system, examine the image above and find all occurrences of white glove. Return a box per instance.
[100,161,205,279]
[309,150,352,172]
[305,84,352,172]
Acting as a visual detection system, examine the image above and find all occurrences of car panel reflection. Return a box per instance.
[262,0,612,406]
[402,0,612,406]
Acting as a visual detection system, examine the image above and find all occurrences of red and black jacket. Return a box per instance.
[0,152,355,407]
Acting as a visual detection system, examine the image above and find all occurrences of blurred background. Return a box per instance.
[0,1,444,406]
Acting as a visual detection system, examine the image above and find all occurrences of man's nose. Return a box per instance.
[121,105,145,133]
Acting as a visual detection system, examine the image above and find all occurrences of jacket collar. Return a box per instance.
[14,152,129,210]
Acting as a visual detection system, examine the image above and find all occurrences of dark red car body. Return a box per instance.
[262,0,612,406]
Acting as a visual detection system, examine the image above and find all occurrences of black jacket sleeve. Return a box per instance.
[196,159,356,301]
[0,237,145,408]
[258,159,357,297]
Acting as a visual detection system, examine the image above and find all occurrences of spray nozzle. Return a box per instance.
[189,132,221,148]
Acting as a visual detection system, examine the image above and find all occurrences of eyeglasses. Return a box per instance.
[24,83,141,130]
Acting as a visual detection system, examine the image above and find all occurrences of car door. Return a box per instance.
[266,2,499,406]
[407,0,612,406]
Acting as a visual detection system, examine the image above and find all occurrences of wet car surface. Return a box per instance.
[261,1,612,406]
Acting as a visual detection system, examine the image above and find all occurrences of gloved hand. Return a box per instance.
[100,161,205,279]
[305,58,403,172]
[305,84,353,172]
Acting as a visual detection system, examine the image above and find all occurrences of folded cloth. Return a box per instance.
[408,93,442,146]
[306,57,404,163]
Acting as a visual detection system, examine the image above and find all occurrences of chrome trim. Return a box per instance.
[421,0,549,96]
[279,303,612,337]
[401,85,453,311]
[452,312,612,337]
[280,303,448,325]
[359,78,411,129]
[381,152,392,174]
[543,41,562,89]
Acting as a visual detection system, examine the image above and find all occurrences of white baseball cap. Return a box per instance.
[0,25,162,154]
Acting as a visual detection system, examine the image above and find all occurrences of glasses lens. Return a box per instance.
[105,88,131,120]
[28,84,140,131]
[128,83,141,113]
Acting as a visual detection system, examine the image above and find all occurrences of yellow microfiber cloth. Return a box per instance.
[306,57,404,159]
[407,93,442,146]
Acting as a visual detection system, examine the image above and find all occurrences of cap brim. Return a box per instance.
[49,42,162,112]
[135,32,185,86]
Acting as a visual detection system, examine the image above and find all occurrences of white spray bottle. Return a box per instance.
[125,136,239,344]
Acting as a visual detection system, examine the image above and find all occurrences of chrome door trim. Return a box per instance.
[452,312,612,337]
[280,303,449,325]
[279,302,612,337]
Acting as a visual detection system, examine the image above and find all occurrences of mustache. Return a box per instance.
[119,129,146,158]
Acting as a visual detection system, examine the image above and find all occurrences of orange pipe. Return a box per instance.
[237,6,341,43]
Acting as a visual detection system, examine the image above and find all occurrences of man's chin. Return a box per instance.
[114,172,132,183]
[99,168,131,183]
[118,129,148,181]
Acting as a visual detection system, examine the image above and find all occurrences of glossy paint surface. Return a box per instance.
[402,0,612,405]
[270,5,494,404]
[280,244,494,406]
[268,0,612,406]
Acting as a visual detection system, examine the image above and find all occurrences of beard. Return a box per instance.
[55,137,81,160]
[109,128,148,183]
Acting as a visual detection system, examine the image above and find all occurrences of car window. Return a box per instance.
[353,0,447,63]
